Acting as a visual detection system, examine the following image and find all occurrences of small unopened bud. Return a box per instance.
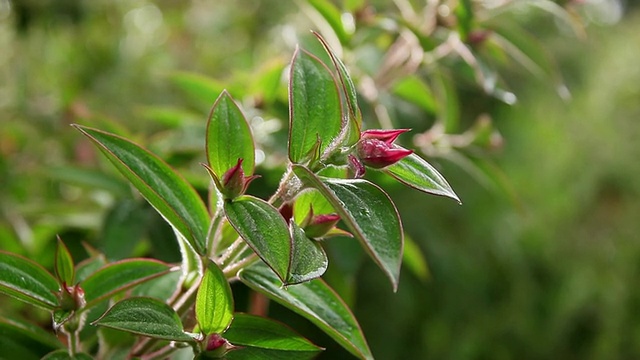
[304,213,341,239]
[355,129,413,169]
[220,159,259,199]
[57,283,86,311]
[201,333,235,358]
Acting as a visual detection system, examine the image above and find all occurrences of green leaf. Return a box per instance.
[384,153,460,202]
[288,48,342,163]
[92,297,194,342]
[313,31,362,145]
[0,315,63,353]
[41,350,93,360]
[206,90,255,179]
[307,0,350,45]
[225,313,322,355]
[54,236,75,285]
[224,196,292,282]
[287,221,328,285]
[239,263,372,360]
[81,259,173,309]
[293,189,335,224]
[169,71,226,106]
[74,255,106,284]
[0,251,59,310]
[195,261,234,336]
[293,165,403,291]
[73,125,210,254]
[392,75,437,114]
[402,235,430,282]
[45,166,130,196]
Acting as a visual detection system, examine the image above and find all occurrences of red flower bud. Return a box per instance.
[304,213,341,239]
[220,159,259,199]
[360,128,411,144]
[355,129,413,169]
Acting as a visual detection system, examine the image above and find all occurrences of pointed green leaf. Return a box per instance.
[384,153,460,202]
[224,313,322,355]
[54,237,75,285]
[92,297,194,342]
[224,196,292,282]
[169,71,225,105]
[0,315,63,352]
[0,251,59,310]
[81,259,173,309]
[287,221,328,285]
[239,263,372,360]
[195,261,234,336]
[313,31,362,145]
[288,48,342,163]
[73,125,210,254]
[206,90,255,178]
[293,165,403,291]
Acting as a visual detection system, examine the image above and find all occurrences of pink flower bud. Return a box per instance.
[206,334,228,351]
[220,159,259,199]
[360,129,411,144]
[304,213,341,239]
[356,138,413,169]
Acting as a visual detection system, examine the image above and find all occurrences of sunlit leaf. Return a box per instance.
[206,90,255,179]
[239,263,372,360]
[92,297,195,342]
[0,251,59,310]
[73,125,210,254]
[384,153,460,202]
[195,261,234,336]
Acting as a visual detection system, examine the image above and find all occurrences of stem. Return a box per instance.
[223,254,258,278]
[207,208,225,258]
[67,330,79,356]
[217,237,246,266]
[269,166,295,207]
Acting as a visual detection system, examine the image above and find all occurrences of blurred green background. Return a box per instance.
[1,1,640,359]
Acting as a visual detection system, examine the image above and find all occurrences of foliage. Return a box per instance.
[1,0,635,359]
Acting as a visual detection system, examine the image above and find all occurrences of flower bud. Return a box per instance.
[57,283,86,311]
[355,135,413,169]
[220,159,259,199]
